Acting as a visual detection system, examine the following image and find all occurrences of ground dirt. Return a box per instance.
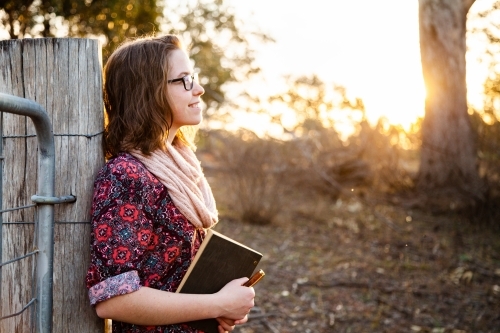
[212,192,500,333]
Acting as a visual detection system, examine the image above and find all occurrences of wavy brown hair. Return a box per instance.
[103,34,186,158]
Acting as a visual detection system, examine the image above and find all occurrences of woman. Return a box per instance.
[86,34,255,333]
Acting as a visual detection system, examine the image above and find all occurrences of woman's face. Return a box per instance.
[167,49,205,140]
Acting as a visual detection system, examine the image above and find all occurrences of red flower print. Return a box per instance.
[137,229,157,248]
[164,246,180,263]
[113,246,131,264]
[119,203,139,222]
[125,164,139,179]
[96,180,111,199]
[147,234,159,250]
[137,230,150,246]
[96,224,112,242]
[144,273,160,287]
[146,171,159,184]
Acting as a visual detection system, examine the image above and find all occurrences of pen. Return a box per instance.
[243,269,265,287]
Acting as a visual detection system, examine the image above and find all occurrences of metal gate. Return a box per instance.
[0,93,76,333]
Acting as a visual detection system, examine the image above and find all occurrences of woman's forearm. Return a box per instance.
[94,278,254,326]
[95,287,219,325]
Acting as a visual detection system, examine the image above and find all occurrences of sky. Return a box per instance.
[0,0,491,133]
[227,0,492,131]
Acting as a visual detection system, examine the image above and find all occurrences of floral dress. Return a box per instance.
[86,153,205,333]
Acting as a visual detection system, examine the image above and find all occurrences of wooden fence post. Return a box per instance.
[0,38,104,332]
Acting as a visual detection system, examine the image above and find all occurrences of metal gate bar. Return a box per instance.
[0,93,76,333]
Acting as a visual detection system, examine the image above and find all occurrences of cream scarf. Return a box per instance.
[130,141,218,229]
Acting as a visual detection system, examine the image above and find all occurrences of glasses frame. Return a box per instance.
[167,74,196,91]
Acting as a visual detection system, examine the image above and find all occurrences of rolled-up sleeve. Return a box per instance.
[88,270,141,306]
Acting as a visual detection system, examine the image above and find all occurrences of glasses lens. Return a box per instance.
[183,75,195,91]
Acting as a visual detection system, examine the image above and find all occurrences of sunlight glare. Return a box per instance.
[229,0,426,134]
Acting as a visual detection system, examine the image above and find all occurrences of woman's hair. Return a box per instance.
[103,34,189,158]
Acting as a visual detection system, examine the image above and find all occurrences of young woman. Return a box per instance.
[86,35,255,333]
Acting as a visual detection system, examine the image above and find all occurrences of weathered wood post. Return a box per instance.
[0,38,104,332]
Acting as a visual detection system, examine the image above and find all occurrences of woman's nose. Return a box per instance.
[193,81,204,96]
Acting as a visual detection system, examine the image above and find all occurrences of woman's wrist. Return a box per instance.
[206,293,226,319]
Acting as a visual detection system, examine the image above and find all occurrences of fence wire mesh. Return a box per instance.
[0,94,77,333]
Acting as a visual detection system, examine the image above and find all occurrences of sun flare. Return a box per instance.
[360,71,426,130]
[229,0,427,134]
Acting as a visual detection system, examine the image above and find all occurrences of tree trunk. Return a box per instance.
[418,0,484,200]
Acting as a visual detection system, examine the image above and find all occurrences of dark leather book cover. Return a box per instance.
[176,229,262,333]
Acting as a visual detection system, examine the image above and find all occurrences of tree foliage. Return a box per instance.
[268,74,365,137]
[468,0,500,122]
[467,0,500,207]
[469,0,500,69]
[0,0,160,55]
[0,0,271,117]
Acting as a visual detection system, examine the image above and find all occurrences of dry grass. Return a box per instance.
[196,126,500,333]
[212,192,500,333]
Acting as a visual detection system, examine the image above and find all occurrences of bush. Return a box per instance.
[197,127,373,225]
[197,129,292,225]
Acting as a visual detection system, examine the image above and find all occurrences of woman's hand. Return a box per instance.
[216,317,236,332]
[215,278,255,320]
[216,314,249,333]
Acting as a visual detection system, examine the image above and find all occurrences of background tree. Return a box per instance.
[467,0,500,221]
[0,0,161,56]
[0,0,270,118]
[268,74,365,137]
[418,0,485,203]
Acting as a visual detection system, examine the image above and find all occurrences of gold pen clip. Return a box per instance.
[243,269,265,287]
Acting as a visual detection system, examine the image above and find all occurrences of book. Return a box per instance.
[176,228,263,333]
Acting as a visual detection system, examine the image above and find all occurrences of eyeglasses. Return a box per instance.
[167,73,198,91]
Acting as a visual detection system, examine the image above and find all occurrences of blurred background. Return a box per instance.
[1,0,499,332]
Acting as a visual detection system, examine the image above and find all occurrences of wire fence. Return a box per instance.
[0,93,76,333]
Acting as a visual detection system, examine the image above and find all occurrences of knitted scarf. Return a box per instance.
[130,141,218,229]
